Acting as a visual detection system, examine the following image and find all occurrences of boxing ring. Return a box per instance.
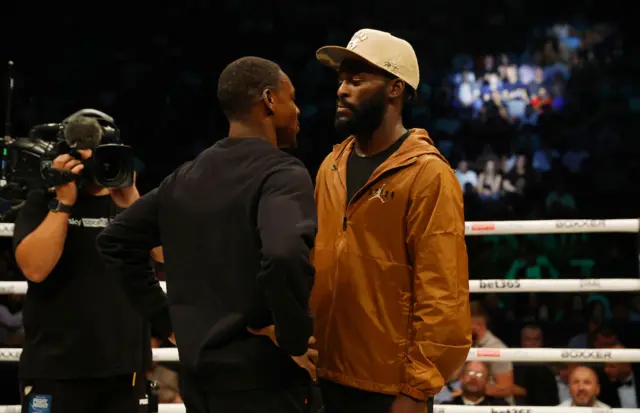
[0,218,639,412]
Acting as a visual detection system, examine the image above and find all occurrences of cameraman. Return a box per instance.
[12,115,171,413]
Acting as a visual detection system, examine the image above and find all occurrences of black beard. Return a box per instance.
[335,87,386,141]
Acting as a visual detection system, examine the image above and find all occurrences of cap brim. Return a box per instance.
[316,46,376,71]
[316,45,418,99]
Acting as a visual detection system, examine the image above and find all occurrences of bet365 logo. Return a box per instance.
[479,280,521,289]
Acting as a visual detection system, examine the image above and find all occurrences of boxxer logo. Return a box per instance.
[561,350,612,360]
[555,219,606,229]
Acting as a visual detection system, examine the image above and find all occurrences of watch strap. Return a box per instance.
[49,198,73,214]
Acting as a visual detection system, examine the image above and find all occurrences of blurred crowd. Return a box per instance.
[0,0,638,408]
[435,301,640,408]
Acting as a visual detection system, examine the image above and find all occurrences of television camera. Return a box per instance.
[0,109,135,220]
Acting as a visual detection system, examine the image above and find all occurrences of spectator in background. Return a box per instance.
[497,54,510,79]
[484,89,509,121]
[562,139,590,174]
[560,366,610,408]
[477,159,502,200]
[502,65,529,121]
[592,325,618,349]
[518,64,536,86]
[502,154,529,197]
[530,86,553,112]
[550,363,573,403]
[445,361,509,406]
[481,73,503,104]
[568,301,615,348]
[482,55,497,77]
[458,70,480,108]
[455,160,478,193]
[500,154,515,175]
[531,141,558,174]
[470,301,515,402]
[513,326,561,406]
[528,68,546,97]
[601,344,639,408]
[521,325,543,348]
[434,366,463,404]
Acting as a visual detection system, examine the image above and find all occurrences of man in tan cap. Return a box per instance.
[311,29,472,413]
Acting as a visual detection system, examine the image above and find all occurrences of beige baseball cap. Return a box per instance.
[316,28,420,90]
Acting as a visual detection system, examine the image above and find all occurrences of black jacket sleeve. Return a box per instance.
[96,188,172,339]
[256,161,317,357]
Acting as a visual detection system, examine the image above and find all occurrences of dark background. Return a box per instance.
[0,0,638,406]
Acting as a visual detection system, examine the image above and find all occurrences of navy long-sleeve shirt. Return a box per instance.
[96,137,317,390]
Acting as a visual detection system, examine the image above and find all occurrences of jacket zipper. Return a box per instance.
[332,159,417,231]
[331,165,349,231]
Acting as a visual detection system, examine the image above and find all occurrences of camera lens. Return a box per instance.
[93,144,134,188]
[98,153,124,183]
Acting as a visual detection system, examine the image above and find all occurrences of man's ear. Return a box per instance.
[262,89,276,116]
[388,79,405,100]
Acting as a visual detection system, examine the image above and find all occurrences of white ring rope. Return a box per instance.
[0,278,638,295]
[1,404,640,413]
[0,219,637,238]
[0,347,637,363]
[0,219,637,412]
[464,219,639,235]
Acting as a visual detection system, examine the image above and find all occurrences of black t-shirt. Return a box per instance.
[12,189,151,379]
[346,131,409,202]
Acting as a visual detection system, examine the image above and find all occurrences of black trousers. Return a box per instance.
[320,380,434,413]
[20,374,147,413]
[181,372,318,413]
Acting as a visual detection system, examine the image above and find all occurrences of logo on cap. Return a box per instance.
[347,30,368,51]
[384,61,399,73]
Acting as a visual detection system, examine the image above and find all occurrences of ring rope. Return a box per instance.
[0,218,637,238]
[0,347,637,363]
[1,404,640,412]
[0,278,637,295]
[0,219,636,412]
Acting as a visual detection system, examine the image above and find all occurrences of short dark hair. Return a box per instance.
[217,56,282,121]
[522,324,542,332]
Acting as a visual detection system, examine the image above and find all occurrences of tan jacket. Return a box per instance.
[311,129,471,400]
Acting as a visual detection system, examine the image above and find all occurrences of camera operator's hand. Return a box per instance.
[52,149,92,206]
[109,172,140,208]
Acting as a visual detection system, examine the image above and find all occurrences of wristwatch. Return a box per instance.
[48,198,73,214]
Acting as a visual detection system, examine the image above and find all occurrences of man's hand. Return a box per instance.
[109,172,140,208]
[52,149,92,206]
[390,394,428,413]
[247,325,318,381]
[168,333,176,345]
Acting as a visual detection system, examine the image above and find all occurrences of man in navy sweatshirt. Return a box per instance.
[97,56,318,413]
